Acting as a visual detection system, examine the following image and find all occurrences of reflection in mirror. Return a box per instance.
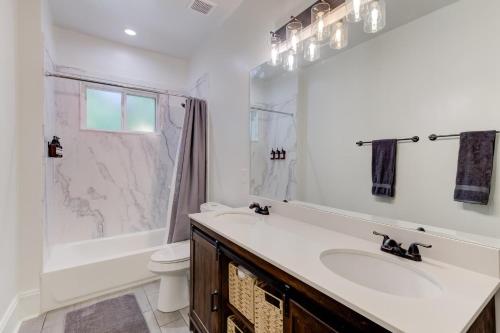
[249,0,500,248]
[250,69,298,201]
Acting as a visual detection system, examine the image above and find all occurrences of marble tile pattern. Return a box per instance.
[45,78,185,246]
[18,281,190,333]
[250,99,298,202]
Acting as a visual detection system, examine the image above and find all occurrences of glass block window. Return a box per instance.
[83,85,157,133]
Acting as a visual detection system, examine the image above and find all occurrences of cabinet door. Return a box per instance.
[191,230,220,333]
[287,300,338,333]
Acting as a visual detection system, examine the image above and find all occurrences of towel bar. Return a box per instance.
[356,136,419,147]
[429,131,500,141]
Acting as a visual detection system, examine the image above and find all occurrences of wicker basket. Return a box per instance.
[228,262,256,323]
[254,283,284,333]
[227,315,245,333]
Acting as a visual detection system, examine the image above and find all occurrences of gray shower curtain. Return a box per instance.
[167,98,207,243]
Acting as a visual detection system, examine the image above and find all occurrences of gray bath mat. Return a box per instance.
[64,294,149,333]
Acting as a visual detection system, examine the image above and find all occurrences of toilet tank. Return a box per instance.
[200,202,231,213]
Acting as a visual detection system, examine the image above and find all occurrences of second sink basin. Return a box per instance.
[320,249,442,299]
[213,210,258,225]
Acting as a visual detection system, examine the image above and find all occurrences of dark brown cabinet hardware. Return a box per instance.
[210,290,219,312]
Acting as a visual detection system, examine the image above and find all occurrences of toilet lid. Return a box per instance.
[151,240,190,263]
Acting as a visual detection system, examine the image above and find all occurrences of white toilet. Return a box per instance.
[148,202,230,312]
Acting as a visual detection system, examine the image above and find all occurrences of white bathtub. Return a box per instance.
[41,229,166,312]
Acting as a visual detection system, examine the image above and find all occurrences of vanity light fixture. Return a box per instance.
[269,32,282,66]
[346,0,365,23]
[124,28,137,36]
[269,0,388,68]
[311,1,331,43]
[363,0,386,33]
[283,49,298,72]
[330,20,348,50]
[286,17,303,53]
[304,37,320,62]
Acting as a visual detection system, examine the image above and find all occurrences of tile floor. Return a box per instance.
[18,280,190,333]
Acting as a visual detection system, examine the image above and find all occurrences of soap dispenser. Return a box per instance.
[48,136,63,158]
[270,149,276,160]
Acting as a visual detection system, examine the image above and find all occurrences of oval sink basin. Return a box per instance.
[213,211,258,225]
[320,250,442,299]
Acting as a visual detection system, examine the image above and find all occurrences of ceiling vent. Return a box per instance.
[189,0,216,15]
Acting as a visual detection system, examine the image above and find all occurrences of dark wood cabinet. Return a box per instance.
[287,300,338,333]
[190,230,220,333]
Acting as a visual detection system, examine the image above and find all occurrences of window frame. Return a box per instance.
[80,82,160,135]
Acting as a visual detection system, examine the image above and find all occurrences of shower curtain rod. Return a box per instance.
[45,72,190,99]
[250,106,294,116]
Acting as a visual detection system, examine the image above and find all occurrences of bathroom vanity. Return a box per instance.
[189,208,499,333]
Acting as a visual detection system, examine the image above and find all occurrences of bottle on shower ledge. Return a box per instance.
[276,149,281,160]
[270,149,276,160]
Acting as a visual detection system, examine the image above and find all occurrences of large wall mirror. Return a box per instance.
[249,0,500,248]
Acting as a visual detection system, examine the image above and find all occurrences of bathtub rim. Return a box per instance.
[44,228,167,273]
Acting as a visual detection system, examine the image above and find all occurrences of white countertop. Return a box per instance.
[190,209,500,333]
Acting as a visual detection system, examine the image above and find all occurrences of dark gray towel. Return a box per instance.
[372,139,397,197]
[454,131,496,205]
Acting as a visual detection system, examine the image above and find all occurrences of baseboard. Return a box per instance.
[0,290,40,333]
[0,297,18,333]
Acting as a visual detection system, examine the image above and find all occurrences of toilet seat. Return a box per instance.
[148,240,190,274]
[151,240,190,264]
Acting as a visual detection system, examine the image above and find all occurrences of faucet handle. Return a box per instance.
[409,242,432,250]
[373,231,390,242]
[249,202,261,209]
[408,242,432,261]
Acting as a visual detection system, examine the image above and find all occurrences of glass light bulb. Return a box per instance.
[286,19,303,53]
[284,50,297,72]
[330,20,348,50]
[270,46,280,66]
[346,0,365,23]
[304,38,320,62]
[311,2,330,42]
[268,33,282,66]
[318,17,325,40]
[371,8,379,31]
[291,32,299,53]
[363,0,386,33]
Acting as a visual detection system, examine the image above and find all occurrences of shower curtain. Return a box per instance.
[167,98,207,243]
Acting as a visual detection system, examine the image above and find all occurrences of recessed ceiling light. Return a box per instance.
[124,29,137,36]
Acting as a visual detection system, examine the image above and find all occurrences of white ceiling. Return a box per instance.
[48,0,244,59]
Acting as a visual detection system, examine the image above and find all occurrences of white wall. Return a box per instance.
[52,27,189,92]
[187,0,309,207]
[0,0,19,324]
[17,0,44,312]
[298,0,500,239]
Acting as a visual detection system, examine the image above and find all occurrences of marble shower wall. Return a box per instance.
[45,78,184,246]
[250,71,298,201]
